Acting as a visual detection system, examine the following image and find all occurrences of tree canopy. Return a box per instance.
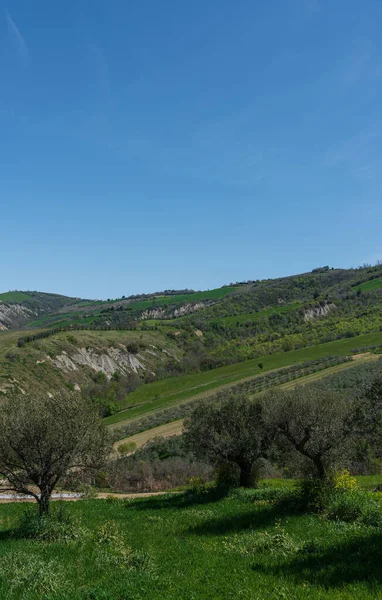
[0,392,110,514]
[183,391,274,487]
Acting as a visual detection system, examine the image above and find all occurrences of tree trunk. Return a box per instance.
[38,488,52,515]
[238,462,257,488]
[313,457,326,479]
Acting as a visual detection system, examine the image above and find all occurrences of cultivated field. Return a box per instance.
[113,353,379,450]
[354,277,382,292]
[105,331,382,427]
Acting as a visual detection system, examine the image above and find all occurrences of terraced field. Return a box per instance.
[210,302,302,327]
[112,353,379,450]
[106,331,382,428]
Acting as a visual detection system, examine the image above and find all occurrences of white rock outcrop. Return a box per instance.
[304,303,336,322]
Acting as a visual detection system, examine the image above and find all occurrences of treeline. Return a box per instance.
[182,366,382,486]
[17,324,139,347]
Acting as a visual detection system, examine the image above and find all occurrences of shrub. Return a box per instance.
[223,521,299,558]
[250,521,299,557]
[93,522,153,571]
[125,341,139,354]
[188,475,208,493]
[329,469,358,492]
[293,477,331,513]
[325,489,382,527]
[5,351,19,363]
[117,441,137,455]
[15,505,89,544]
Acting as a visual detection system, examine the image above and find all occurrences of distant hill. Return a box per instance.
[1,264,381,411]
[0,291,85,330]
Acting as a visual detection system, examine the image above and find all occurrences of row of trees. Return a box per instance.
[183,379,382,487]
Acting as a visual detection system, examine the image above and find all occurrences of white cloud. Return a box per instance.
[6,10,29,63]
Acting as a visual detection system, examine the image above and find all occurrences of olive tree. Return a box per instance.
[262,387,354,478]
[183,391,273,487]
[350,376,382,469]
[0,392,110,514]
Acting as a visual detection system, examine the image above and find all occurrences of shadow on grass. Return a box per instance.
[252,531,382,588]
[131,486,231,511]
[187,497,297,536]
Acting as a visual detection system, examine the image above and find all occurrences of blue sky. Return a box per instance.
[1,0,381,299]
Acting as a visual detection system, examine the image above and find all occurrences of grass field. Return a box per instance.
[105,331,382,426]
[113,355,378,448]
[114,419,184,451]
[211,302,302,327]
[0,291,32,303]
[354,277,382,292]
[1,482,382,599]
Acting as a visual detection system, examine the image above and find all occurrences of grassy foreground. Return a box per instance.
[1,479,382,599]
[105,331,382,426]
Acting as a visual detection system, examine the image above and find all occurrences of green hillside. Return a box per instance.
[1,264,381,419]
[0,328,181,401]
[105,331,382,426]
[0,291,33,303]
[354,276,382,292]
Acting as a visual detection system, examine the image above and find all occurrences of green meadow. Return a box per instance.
[1,478,382,599]
[354,277,382,292]
[0,291,33,303]
[210,302,302,327]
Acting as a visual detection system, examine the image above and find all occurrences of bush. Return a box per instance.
[250,521,299,557]
[325,489,382,527]
[329,469,358,492]
[117,441,137,455]
[15,505,89,544]
[222,521,299,558]
[188,476,208,493]
[92,521,153,571]
[125,341,139,354]
[109,455,212,493]
[294,472,382,527]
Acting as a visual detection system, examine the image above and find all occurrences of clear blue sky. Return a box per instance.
[1,0,381,299]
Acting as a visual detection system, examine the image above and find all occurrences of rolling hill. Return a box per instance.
[1,263,381,434]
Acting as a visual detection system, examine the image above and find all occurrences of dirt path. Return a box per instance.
[114,419,184,451]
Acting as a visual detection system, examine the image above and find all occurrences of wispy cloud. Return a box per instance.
[5,10,29,63]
